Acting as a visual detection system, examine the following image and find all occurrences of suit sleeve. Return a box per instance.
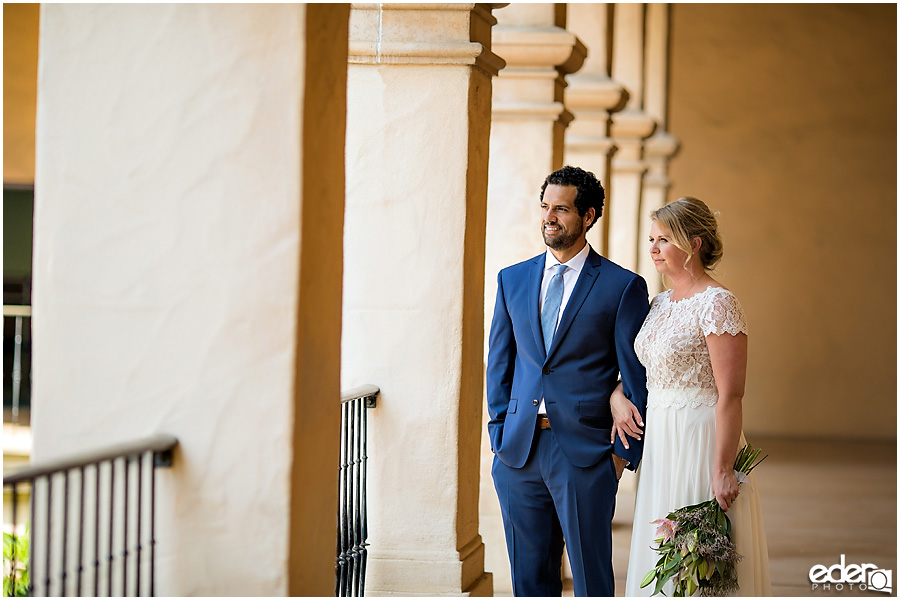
[486,272,516,454]
[613,275,650,469]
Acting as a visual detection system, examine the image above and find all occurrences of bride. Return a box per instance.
[611,196,771,596]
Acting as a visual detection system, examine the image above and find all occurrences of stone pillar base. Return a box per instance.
[366,537,493,596]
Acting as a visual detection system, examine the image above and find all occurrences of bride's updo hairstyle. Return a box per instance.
[651,196,724,271]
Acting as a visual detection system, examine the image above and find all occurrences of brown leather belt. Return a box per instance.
[537,415,551,429]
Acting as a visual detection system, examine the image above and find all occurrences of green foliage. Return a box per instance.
[733,443,767,476]
[639,444,768,596]
[4,528,29,597]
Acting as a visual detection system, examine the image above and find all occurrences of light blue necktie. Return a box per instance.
[541,264,567,353]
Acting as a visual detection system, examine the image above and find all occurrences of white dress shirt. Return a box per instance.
[538,241,591,414]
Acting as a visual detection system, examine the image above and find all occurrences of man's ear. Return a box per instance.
[584,207,596,228]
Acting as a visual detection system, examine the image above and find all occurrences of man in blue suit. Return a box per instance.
[487,166,649,596]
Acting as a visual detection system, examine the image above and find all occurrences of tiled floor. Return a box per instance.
[500,436,897,597]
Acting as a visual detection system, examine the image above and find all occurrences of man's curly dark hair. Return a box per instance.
[539,165,605,232]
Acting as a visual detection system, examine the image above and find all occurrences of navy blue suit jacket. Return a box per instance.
[487,247,650,470]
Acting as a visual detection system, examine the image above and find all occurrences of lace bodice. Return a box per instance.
[634,286,748,409]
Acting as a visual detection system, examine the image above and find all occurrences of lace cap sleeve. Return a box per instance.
[648,291,668,310]
[698,288,748,336]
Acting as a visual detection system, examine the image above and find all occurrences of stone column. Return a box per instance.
[32,5,348,595]
[608,3,656,272]
[484,2,586,351]
[564,3,626,256]
[638,4,680,294]
[481,5,585,593]
[343,4,502,595]
[3,3,39,185]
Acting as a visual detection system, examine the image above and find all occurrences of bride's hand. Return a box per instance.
[609,383,644,449]
[712,469,740,511]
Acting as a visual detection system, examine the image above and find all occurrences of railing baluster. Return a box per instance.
[29,476,37,596]
[360,394,370,596]
[11,314,23,425]
[123,456,130,597]
[10,481,19,596]
[150,454,157,598]
[136,453,143,596]
[108,459,115,597]
[62,471,70,596]
[94,462,101,597]
[77,466,85,596]
[345,399,353,597]
[352,397,362,596]
[46,475,53,596]
[357,396,366,596]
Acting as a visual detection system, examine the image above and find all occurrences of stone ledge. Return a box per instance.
[492,100,572,123]
[2,424,31,457]
[566,75,627,112]
[366,537,491,595]
[644,130,680,158]
[349,41,505,75]
[610,109,656,140]
[493,26,586,73]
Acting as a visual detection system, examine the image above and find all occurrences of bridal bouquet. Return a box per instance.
[639,444,767,597]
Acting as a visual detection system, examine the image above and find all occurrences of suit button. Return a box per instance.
[542,367,550,375]
[532,399,539,406]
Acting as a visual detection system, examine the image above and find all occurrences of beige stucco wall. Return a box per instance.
[668,4,896,440]
[32,4,346,595]
[3,3,39,184]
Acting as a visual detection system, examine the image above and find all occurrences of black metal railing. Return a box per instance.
[335,385,378,597]
[3,435,177,597]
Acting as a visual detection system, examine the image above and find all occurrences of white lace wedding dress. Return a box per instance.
[624,286,771,596]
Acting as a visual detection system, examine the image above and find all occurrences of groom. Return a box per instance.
[487,166,649,596]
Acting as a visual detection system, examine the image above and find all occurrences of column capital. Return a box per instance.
[644,130,680,159]
[643,131,679,190]
[610,109,656,140]
[565,74,627,113]
[349,4,506,75]
[643,172,672,190]
[493,25,586,74]
[491,22,585,124]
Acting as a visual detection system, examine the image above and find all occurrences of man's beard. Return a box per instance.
[542,220,584,251]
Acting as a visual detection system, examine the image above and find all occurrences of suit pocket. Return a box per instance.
[578,400,613,428]
[578,400,604,417]
[508,398,518,414]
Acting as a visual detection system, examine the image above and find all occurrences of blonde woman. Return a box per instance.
[612,197,771,596]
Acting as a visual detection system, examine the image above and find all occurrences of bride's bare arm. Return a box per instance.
[707,331,747,511]
[609,380,644,449]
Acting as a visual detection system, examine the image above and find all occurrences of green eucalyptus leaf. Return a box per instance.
[653,575,669,597]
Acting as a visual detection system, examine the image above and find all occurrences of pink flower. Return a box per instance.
[651,518,676,542]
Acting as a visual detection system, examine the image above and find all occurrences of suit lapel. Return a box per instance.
[545,248,603,361]
[528,255,546,357]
